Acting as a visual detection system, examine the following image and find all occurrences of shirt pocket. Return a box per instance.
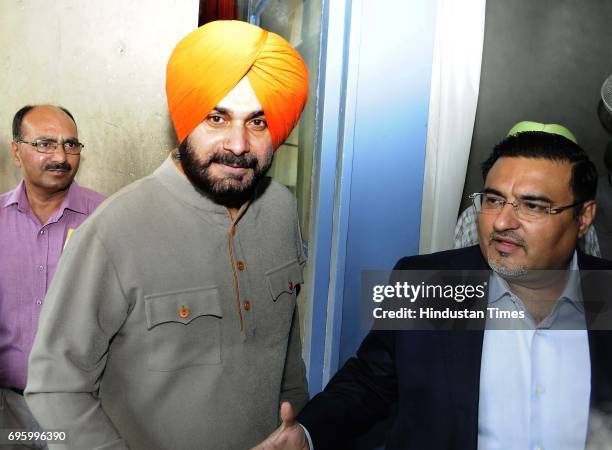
[144,286,222,371]
[258,259,304,339]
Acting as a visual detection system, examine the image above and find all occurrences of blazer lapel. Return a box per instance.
[444,329,485,448]
[442,251,489,447]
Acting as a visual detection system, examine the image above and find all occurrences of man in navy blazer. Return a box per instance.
[254,131,612,450]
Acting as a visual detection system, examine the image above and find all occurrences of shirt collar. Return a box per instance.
[59,181,88,215]
[1,180,25,210]
[488,250,582,310]
[558,251,582,310]
[1,180,86,217]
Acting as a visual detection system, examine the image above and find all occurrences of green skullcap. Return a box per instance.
[507,121,577,144]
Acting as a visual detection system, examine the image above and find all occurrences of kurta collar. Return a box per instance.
[154,156,255,223]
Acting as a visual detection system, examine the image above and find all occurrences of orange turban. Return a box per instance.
[166,20,308,150]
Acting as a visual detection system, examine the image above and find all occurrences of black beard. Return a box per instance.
[178,139,272,208]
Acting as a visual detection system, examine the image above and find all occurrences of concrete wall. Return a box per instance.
[461,0,612,212]
[0,0,199,195]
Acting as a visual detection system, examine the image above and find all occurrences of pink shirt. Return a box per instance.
[0,180,104,390]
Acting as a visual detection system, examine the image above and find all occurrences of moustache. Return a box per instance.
[208,152,257,169]
[44,162,72,171]
[489,231,527,247]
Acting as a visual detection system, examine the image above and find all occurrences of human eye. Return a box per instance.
[205,114,227,127]
[63,141,77,149]
[483,194,504,208]
[248,117,267,131]
[521,201,549,214]
[35,140,53,149]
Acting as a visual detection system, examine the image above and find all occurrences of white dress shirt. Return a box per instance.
[478,252,590,450]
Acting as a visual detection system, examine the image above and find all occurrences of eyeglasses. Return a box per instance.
[469,192,581,221]
[16,139,84,155]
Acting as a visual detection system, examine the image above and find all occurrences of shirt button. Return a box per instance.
[243,300,251,311]
[38,265,44,272]
[36,300,42,305]
[536,385,545,395]
[237,260,245,271]
[288,280,294,290]
[178,306,190,319]
[39,230,45,235]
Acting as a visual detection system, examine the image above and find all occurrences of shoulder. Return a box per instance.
[394,245,488,271]
[72,183,106,213]
[0,183,21,207]
[0,189,13,203]
[457,206,476,224]
[258,178,295,202]
[76,175,161,231]
[577,251,612,270]
[254,178,298,215]
[0,186,16,198]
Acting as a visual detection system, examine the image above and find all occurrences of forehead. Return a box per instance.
[216,77,263,115]
[485,156,573,199]
[21,106,77,137]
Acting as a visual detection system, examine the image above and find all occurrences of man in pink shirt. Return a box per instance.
[0,105,104,447]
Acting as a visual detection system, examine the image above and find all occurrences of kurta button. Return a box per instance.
[178,306,190,319]
[288,280,294,290]
[243,300,251,311]
[237,260,245,271]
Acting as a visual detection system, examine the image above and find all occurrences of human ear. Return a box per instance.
[577,200,596,238]
[11,141,22,168]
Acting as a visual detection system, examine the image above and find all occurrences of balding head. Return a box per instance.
[11,104,81,197]
[13,105,76,141]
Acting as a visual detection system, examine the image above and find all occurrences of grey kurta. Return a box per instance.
[25,157,308,450]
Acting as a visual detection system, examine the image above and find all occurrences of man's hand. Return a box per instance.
[250,402,309,450]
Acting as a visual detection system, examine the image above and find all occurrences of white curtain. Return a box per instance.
[419,0,487,254]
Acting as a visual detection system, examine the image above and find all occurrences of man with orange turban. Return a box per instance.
[25,20,309,450]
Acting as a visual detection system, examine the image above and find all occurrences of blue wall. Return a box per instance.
[306,0,437,393]
[336,0,437,368]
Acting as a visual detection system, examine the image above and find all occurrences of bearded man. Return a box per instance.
[25,20,309,450]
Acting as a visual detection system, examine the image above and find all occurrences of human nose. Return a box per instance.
[492,200,521,231]
[49,143,68,162]
[223,124,249,155]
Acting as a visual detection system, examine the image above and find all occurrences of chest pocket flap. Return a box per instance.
[265,259,304,302]
[145,286,222,329]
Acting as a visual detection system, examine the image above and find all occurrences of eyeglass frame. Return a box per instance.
[468,192,582,219]
[15,138,85,155]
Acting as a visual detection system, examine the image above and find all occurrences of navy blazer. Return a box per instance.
[298,246,612,450]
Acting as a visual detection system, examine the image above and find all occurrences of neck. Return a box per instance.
[171,154,249,222]
[506,269,571,324]
[23,181,70,225]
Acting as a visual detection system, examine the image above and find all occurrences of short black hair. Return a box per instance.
[481,131,598,216]
[12,105,77,140]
